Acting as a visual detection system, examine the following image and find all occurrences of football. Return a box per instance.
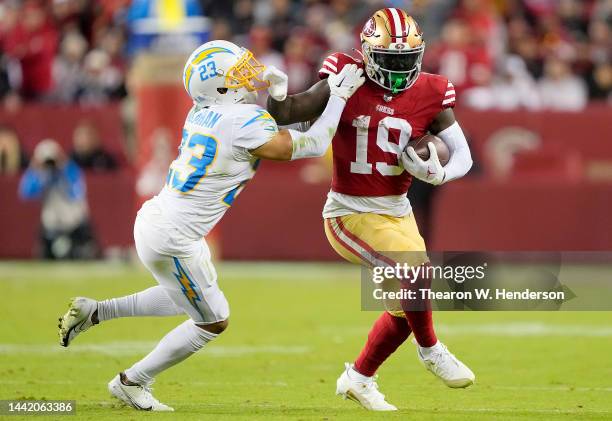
[407,134,450,166]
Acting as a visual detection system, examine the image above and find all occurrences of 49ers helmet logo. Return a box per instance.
[363,18,376,37]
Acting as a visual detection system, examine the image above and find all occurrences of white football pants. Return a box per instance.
[133,200,229,324]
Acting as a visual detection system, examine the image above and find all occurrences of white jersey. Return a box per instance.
[150,103,278,240]
[322,191,411,219]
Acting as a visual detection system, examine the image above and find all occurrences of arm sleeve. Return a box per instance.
[288,95,346,160]
[232,107,279,161]
[438,122,473,183]
[18,168,47,200]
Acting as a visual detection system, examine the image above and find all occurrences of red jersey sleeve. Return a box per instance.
[442,80,456,109]
[318,52,362,79]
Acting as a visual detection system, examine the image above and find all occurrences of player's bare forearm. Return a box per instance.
[252,96,344,162]
[250,130,294,161]
[257,65,363,161]
[267,80,330,125]
[254,93,350,161]
[428,108,456,134]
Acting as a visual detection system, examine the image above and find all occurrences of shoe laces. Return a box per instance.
[344,363,387,402]
[362,377,387,401]
[136,383,164,407]
[429,345,460,374]
[141,379,155,394]
[125,377,155,394]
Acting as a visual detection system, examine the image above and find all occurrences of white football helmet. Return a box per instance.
[182,40,269,106]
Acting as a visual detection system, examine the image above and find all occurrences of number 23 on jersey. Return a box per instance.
[166,128,218,193]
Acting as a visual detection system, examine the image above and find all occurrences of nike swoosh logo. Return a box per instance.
[75,318,88,332]
[63,320,83,345]
[118,382,154,411]
[61,316,89,347]
[336,77,346,87]
[125,392,153,411]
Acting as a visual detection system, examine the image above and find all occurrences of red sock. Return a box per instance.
[402,263,437,347]
[354,312,412,377]
[403,310,437,347]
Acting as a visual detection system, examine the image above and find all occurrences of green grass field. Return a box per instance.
[1,262,612,420]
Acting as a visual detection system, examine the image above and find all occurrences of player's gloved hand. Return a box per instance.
[328,64,365,101]
[262,66,288,101]
[401,142,446,185]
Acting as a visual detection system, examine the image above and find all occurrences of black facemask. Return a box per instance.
[371,51,420,72]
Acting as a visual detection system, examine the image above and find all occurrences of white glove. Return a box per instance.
[401,142,446,185]
[262,65,288,101]
[327,64,365,101]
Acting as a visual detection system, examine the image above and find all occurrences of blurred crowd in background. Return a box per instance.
[0,0,610,259]
[0,0,609,110]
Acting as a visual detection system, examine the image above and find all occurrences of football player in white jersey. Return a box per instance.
[57,40,365,412]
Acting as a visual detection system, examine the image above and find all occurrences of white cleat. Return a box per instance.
[335,363,397,411]
[416,341,475,388]
[108,374,174,412]
[58,297,98,347]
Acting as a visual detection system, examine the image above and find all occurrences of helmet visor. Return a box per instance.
[363,44,425,92]
[371,48,423,72]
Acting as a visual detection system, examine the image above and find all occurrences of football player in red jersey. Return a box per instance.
[267,8,475,411]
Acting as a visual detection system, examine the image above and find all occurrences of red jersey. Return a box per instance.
[319,53,455,197]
